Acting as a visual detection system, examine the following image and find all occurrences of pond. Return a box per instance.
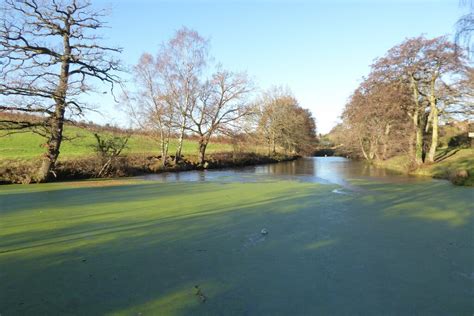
[0,157,472,315]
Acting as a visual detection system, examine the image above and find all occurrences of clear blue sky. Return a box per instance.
[90,0,466,133]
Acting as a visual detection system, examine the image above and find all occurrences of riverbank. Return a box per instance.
[0,152,298,184]
[373,148,474,186]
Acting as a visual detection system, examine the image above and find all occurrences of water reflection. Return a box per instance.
[141,157,428,186]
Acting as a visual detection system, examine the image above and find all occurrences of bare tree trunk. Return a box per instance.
[358,135,370,161]
[414,118,424,166]
[198,140,207,166]
[427,80,439,163]
[175,120,186,163]
[37,108,66,182]
[197,133,212,166]
[382,123,391,160]
[414,116,424,165]
[160,129,167,168]
[37,30,70,182]
[369,139,377,161]
[427,106,439,162]
[410,77,425,165]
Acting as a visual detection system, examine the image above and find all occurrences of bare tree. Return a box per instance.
[0,0,121,182]
[156,27,209,163]
[456,0,474,57]
[188,70,252,165]
[125,53,175,167]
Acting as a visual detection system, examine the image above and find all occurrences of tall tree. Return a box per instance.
[372,37,430,165]
[189,70,252,165]
[345,36,469,164]
[0,0,121,181]
[421,37,466,162]
[343,76,411,161]
[155,27,209,163]
[125,53,175,167]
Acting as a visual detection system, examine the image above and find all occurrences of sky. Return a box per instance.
[89,0,466,134]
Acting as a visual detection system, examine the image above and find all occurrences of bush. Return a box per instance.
[0,160,40,184]
[92,132,130,177]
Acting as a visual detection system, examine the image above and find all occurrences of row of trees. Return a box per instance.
[339,36,472,165]
[125,29,318,166]
[255,87,317,155]
[0,1,317,182]
[124,28,253,166]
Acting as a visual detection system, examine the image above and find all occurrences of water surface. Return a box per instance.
[143,157,430,187]
[1,157,472,315]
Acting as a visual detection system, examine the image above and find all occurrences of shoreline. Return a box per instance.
[313,151,473,187]
[0,152,299,185]
[371,152,474,186]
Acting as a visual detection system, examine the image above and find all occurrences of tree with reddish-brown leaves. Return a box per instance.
[343,76,411,161]
[371,36,468,164]
[256,87,317,155]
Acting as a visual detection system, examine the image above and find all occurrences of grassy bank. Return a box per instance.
[1,124,297,184]
[0,152,297,184]
[374,148,474,186]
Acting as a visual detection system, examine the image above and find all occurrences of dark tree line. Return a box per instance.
[124,28,253,166]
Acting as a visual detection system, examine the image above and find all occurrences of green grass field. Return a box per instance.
[425,148,474,183]
[0,177,472,314]
[375,148,474,186]
[0,126,233,160]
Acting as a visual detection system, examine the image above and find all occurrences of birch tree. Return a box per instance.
[125,53,175,167]
[156,27,209,163]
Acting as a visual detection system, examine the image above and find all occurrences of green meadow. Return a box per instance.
[1,177,472,315]
[375,148,474,186]
[0,126,233,160]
